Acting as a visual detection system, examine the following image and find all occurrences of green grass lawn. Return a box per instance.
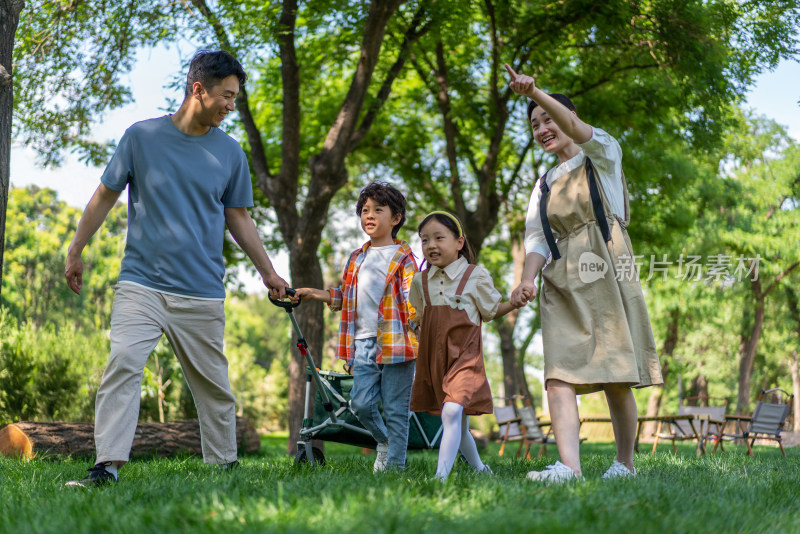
[1,436,798,534]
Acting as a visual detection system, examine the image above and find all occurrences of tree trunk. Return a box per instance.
[691,374,709,404]
[514,355,533,402]
[736,278,765,414]
[0,0,25,297]
[0,417,260,459]
[496,319,518,400]
[495,237,531,402]
[790,350,800,433]
[734,263,800,415]
[286,261,325,455]
[195,0,415,454]
[642,307,678,439]
[275,0,403,455]
[785,287,800,432]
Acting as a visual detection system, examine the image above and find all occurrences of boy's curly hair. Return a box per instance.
[355,182,407,238]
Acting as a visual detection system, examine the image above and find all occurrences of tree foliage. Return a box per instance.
[642,113,800,414]
[1,185,126,328]
[12,1,187,166]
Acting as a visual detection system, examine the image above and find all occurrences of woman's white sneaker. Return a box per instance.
[602,460,636,479]
[526,461,580,483]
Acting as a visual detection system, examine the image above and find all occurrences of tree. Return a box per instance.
[1,185,126,328]
[4,0,191,296]
[12,1,413,448]
[184,0,438,452]
[0,0,25,297]
[709,118,800,413]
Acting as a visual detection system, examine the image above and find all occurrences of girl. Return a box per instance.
[409,211,520,481]
[505,64,662,482]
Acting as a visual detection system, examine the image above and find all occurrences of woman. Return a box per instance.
[506,64,662,482]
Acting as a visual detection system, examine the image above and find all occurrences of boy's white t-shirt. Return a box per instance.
[355,244,400,339]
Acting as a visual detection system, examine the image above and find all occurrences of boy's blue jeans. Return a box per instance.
[350,337,416,469]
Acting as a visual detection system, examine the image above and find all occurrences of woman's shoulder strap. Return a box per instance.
[537,170,550,192]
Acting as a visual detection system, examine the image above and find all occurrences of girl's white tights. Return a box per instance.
[435,401,485,480]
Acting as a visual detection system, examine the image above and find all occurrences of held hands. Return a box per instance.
[510,280,538,307]
[504,63,537,98]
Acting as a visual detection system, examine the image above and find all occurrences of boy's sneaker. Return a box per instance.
[65,462,118,488]
[526,461,580,483]
[373,442,389,473]
[475,464,494,475]
[602,460,636,479]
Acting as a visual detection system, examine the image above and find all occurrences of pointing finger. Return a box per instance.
[504,63,517,80]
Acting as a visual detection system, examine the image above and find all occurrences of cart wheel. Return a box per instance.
[294,446,325,466]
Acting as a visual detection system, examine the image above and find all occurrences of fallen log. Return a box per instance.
[0,417,261,459]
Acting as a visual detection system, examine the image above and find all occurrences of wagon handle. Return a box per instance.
[269,287,300,310]
[269,288,337,424]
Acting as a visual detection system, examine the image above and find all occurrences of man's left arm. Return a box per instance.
[224,207,289,298]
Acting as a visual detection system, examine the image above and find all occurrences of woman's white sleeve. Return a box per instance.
[523,181,552,260]
[577,127,625,217]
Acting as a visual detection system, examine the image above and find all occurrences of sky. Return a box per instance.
[8,45,800,292]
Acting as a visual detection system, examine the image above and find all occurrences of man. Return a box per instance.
[64,50,288,487]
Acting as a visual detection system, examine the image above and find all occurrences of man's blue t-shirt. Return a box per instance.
[101,115,253,299]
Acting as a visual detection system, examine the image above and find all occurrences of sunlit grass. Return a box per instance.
[1,435,798,533]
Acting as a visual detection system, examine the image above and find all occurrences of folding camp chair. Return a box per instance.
[516,401,554,459]
[713,388,794,456]
[652,396,727,455]
[495,397,555,458]
[494,404,523,457]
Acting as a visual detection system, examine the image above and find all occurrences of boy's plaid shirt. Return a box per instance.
[328,239,419,365]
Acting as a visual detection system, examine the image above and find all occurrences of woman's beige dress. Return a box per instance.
[539,158,662,394]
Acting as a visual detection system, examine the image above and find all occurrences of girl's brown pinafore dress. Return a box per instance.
[410,265,493,416]
[538,157,662,394]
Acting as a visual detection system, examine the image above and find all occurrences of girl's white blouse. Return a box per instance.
[409,256,502,327]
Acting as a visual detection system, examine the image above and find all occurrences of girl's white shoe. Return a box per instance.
[602,460,636,479]
[526,461,580,483]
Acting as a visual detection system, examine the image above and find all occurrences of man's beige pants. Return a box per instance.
[94,283,237,465]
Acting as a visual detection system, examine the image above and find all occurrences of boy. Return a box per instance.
[294,182,418,471]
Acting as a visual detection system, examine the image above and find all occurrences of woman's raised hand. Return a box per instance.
[504,64,536,98]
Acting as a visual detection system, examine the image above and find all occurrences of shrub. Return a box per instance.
[0,311,108,424]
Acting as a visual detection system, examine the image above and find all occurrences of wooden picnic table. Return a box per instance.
[580,414,726,457]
